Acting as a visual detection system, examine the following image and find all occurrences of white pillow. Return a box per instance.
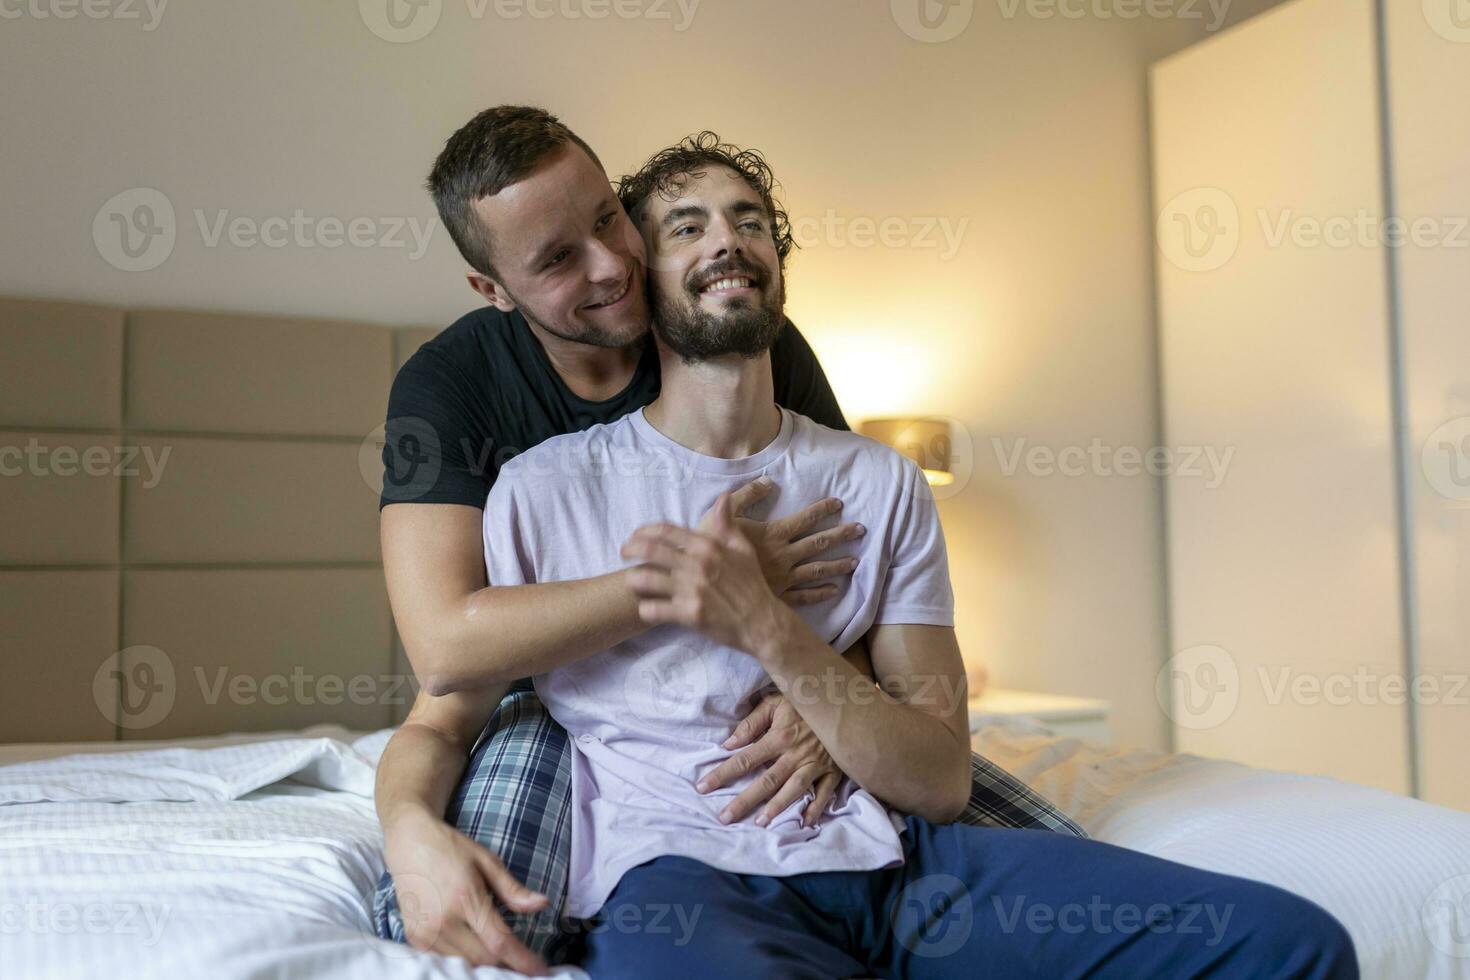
[973,725,1470,980]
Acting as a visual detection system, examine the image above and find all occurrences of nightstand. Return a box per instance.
[968,689,1112,745]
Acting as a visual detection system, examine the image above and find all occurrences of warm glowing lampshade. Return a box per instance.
[858,417,954,486]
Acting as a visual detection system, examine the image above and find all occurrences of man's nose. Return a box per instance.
[704,217,742,259]
[585,237,627,283]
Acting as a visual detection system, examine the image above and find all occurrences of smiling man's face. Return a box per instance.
[635,164,786,363]
[472,143,650,348]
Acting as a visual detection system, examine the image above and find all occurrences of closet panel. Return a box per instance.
[1385,1,1470,810]
[1150,0,1409,792]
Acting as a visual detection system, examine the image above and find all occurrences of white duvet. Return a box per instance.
[0,731,585,980]
[1,725,1467,980]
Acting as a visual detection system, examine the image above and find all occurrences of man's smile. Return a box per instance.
[583,268,635,310]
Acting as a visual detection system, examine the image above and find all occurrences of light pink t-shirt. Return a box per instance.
[482,406,954,917]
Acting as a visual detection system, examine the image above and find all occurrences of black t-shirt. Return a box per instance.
[380,307,847,508]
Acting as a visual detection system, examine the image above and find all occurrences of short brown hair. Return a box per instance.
[427,105,603,277]
[616,131,797,270]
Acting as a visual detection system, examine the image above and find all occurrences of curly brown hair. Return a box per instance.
[616,132,797,269]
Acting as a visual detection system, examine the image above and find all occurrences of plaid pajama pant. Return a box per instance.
[372,682,1086,963]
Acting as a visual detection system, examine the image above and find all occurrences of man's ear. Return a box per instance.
[466,272,517,313]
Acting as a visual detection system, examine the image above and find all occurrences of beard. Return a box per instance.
[652,261,786,363]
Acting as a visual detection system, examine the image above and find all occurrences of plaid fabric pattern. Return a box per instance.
[373,685,1085,960]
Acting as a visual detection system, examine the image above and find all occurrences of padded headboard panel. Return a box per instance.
[0,297,441,742]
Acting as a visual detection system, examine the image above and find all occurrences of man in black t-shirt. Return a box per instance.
[375,107,873,974]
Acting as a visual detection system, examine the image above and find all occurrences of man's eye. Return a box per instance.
[596,212,615,231]
[739,220,765,232]
[672,225,699,238]
[545,249,570,268]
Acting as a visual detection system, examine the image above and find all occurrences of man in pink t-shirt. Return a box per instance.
[477,135,1357,980]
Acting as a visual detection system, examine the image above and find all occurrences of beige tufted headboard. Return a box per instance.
[0,297,441,743]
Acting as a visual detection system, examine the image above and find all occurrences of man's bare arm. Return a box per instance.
[382,504,642,694]
[375,687,551,974]
[384,480,864,694]
[751,620,972,823]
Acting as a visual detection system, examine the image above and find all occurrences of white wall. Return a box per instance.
[0,0,1281,751]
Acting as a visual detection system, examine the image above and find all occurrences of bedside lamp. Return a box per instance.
[858,417,955,486]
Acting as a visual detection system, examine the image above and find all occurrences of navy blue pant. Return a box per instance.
[581,817,1357,979]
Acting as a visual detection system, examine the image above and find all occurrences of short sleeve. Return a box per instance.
[379,348,492,509]
[771,319,848,431]
[874,459,955,627]
[481,474,536,588]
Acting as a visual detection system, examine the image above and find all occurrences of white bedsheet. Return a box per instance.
[3,727,1467,979]
[0,731,586,980]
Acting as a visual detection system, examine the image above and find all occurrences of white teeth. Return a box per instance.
[701,277,753,294]
[590,276,629,308]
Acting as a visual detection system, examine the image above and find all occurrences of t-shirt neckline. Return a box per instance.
[630,404,794,476]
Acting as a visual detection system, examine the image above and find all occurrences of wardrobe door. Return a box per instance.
[1385,0,1470,810]
[1150,0,1410,792]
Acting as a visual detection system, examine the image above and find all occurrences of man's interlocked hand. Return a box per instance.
[620,482,860,827]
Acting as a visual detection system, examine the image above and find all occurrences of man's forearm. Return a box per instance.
[423,570,643,694]
[375,718,478,832]
[747,607,970,822]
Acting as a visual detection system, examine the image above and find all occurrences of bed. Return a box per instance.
[3,723,1469,980]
